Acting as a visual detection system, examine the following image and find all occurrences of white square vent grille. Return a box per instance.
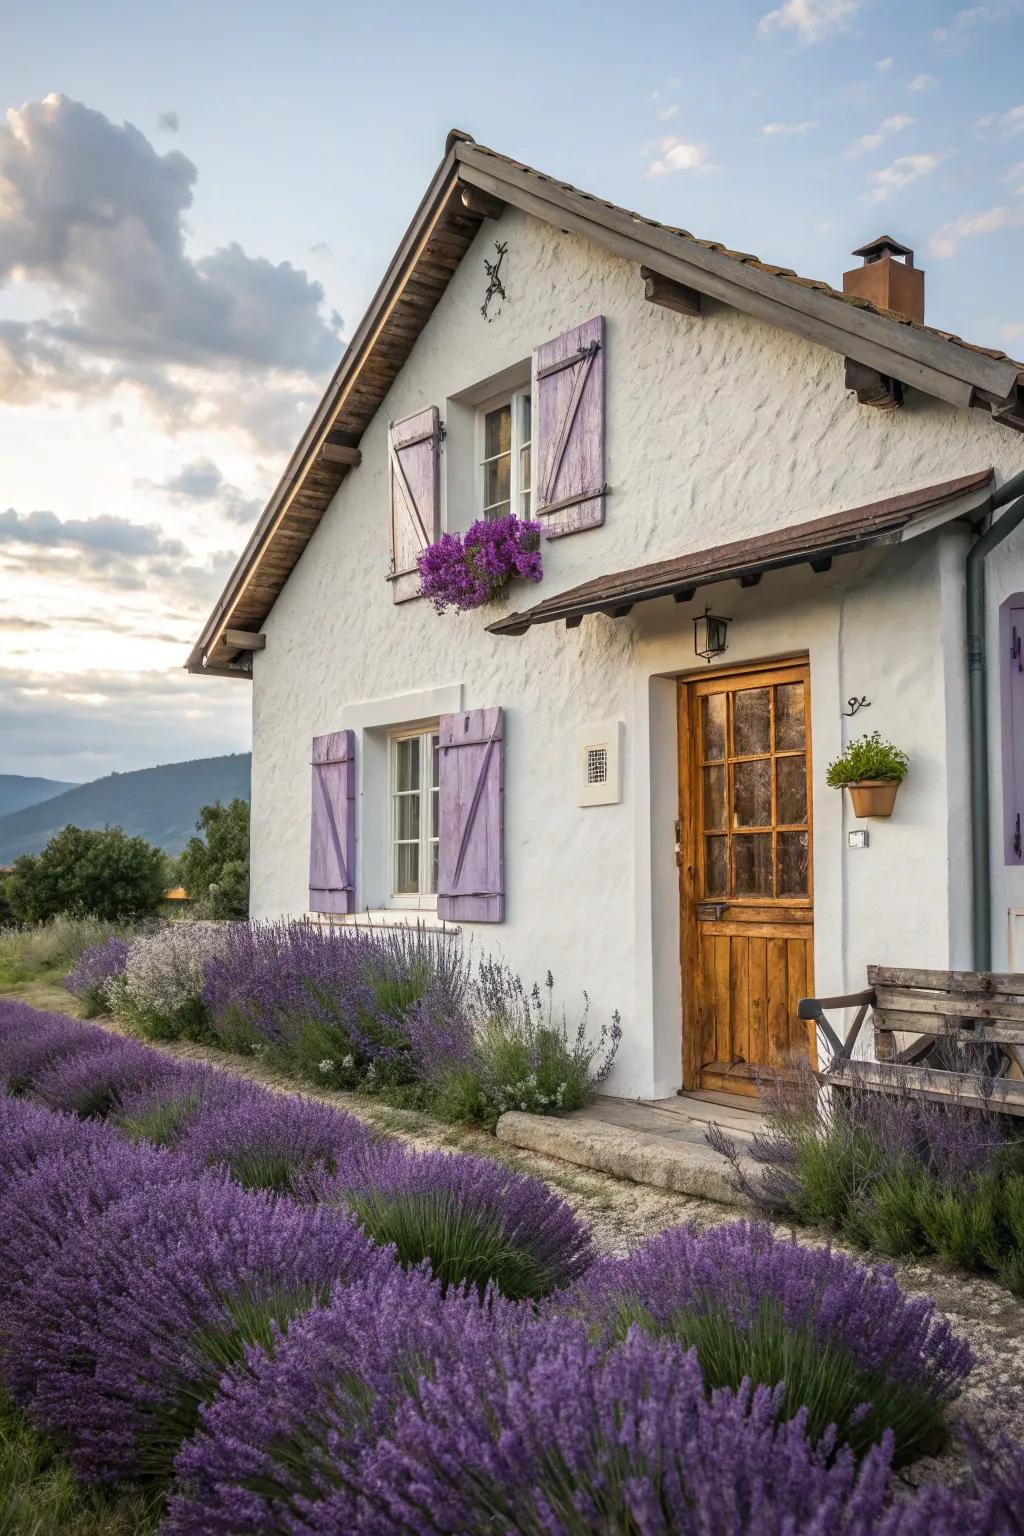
[576,723,621,807]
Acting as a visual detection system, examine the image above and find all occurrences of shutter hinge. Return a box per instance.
[1013,625,1022,671]
[1015,814,1022,859]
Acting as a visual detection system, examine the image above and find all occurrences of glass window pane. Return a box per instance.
[778,831,809,897]
[776,755,807,826]
[705,836,728,896]
[702,765,727,830]
[396,794,420,842]
[519,392,532,444]
[395,842,419,894]
[775,683,805,751]
[484,455,510,509]
[484,404,512,458]
[430,734,440,789]
[701,694,727,761]
[521,443,531,495]
[733,688,771,756]
[395,737,420,792]
[429,841,439,895]
[733,834,773,897]
[733,759,771,827]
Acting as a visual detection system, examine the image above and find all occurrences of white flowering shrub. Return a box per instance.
[109,922,231,1041]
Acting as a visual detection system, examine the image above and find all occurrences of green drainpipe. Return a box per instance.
[967,468,1024,969]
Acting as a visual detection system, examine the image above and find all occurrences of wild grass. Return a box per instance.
[0,916,132,996]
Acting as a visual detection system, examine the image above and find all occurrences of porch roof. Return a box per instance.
[487,468,995,637]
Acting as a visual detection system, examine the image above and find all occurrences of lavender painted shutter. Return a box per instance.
[437,708,504,923]
[388,406,440,603]
[309,730,356,914]
[533,315,605,538]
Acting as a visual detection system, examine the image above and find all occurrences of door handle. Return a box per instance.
[696,902,728,921]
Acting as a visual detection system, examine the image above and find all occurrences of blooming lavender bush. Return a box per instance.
[112,1060,236,1148]
[62,935,129,1015]
[316,1140,593,1299]
[417,514,543,613]
[0,999,110,1094]
[31,1033,178,1119]
[108,921,228,1040]
[564,1220,972,1463]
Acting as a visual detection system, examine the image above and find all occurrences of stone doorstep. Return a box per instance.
[495,1110,754,1208]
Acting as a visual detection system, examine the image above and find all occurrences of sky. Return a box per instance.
[1,0,1023,783]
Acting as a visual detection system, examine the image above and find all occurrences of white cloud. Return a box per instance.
[929,203,1024,256]
[761,120,817,135]
[934,3,1018,45]
[865,151,946,202]
[875,56,894,70]
[1001,322,1024,342]
[759,0,866,43]
[157,110,179,132]
[657,105,679,122]
[909,73,938,91]
[645,137,714,177]
[847,113,915,157]
[1006,160,1024,191]
[1003,104,1024,133]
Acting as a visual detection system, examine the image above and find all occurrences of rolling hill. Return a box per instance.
[0,754,251,861]
[0,775,79,819]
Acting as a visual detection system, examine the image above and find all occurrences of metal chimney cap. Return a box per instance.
[851,235,915,266]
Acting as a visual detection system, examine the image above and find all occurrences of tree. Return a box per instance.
[176,799,250,919]
[4,825,168,923]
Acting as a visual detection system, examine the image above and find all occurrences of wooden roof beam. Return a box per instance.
[641,266,702,318]
[224,630,266,651]
[317,443,362,468]
[460,183,505,220]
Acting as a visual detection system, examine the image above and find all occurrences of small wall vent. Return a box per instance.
[576,722,622,807]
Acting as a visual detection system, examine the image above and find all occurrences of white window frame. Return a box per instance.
[476,385,532,521]
[387,725,440,909]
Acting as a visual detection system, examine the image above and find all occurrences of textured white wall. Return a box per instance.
[250,203,1024,1097]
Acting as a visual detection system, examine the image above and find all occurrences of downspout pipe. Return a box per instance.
[967,466,1024,969]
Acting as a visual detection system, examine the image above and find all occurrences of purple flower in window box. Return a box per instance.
[417,515,543,613]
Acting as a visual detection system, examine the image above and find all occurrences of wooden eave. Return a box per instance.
[189,129,1024,678]
[488,469,995,636]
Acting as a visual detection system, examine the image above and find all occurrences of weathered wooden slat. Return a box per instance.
[459,183,505,219]
[868,965,1024,994]
[641,266,702,317]
[224,630,266,651]
[873,988,1024,1023]
[874,1012,1024,1043]
[829,1061,1024,1116]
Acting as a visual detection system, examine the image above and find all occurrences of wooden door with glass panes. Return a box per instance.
[678,663,815,1094]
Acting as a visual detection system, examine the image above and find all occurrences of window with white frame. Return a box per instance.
[479,387,532,520]
[389,726,440,902]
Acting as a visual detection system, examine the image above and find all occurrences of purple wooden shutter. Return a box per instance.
[1004,601,1024,864]
[309,730,356,914]
[437,708,504,923]
[533,315,605,538]
[388,406,440,603]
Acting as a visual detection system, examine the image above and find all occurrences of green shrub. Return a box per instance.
[4,827,168,924]
[825,731,909,787]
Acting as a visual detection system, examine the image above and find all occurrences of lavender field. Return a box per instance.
[0,996,1022,1533]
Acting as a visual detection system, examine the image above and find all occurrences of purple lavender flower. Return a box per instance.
[31,1033,179,1118]
[63,936,129,1014]
[0,1000,109,1094]
[417,515,543,613]
[0,1091,109,1184]
[14,1177,390,1486]
[315,1140,593,1298]
[166,1265,514,1536]
[112,1060,238,1148]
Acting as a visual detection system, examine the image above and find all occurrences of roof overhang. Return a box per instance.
[488,469,995,637]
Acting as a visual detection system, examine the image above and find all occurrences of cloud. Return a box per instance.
[1006,160,1024,191]
[847,113,914,157]
[758,0,866,44]
[308,241,332,257]
[157,111,179,132]
[934,3,1018,46]
[657,105,680,122]
[146,457,263,526]
[645,137,714,177]
[0,616,50,631]
[761,121,817,136]
[0,95,342,439]
[865,151,947,202]
[875,56,894,70]
[1001,322,1024,342]
[929,203,1024,256]
[0,508,185,562]
[909,73,937,91]
[1003,104,1024,133]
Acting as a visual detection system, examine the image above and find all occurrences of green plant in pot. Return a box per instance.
[826,731,909,817]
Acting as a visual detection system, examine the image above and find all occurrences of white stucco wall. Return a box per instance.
[249,201,1024,1098]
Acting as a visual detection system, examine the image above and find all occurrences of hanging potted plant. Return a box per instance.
[826,730,909,817]
[418,515,543,613]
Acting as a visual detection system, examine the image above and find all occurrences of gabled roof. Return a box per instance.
[188,132,1024,678]
[488,469,995,636]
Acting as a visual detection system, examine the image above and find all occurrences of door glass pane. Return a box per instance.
[733,759,771,827]
[395,843,419,894]
[396,794,420,842]
[733,688,771,755]
[733,834,773,897]
[705,836,728,896]
[777,831,809,896]
[775,683,805,751]
[702,765,727,830]
[776,755,807,825]
[701,694,727,761]
[395,737,420,792]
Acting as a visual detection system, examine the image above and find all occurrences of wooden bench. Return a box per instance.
[798,965,1024,1116]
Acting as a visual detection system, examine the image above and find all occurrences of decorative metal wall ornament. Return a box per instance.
[481,241,508,322]
[693,605,730,664]
[842,696,871,718]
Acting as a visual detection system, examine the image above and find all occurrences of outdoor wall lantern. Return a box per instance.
[694,605,730,664]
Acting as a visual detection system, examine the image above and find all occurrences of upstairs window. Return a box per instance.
[479,388,532,520]
[389,726,440,902]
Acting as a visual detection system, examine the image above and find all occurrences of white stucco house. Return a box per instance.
[189,132,1024,1102]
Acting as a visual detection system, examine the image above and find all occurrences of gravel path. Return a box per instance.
[75,1013,1024,1478]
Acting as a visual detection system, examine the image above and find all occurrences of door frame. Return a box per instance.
[677,655,815,1091]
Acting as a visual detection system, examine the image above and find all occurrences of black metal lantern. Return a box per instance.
[693,605,730,664]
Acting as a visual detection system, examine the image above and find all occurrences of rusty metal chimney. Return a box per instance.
[842,235,925,324]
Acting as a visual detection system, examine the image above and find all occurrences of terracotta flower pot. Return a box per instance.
[847,779,901,818]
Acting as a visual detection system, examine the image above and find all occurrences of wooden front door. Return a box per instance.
[678,662,815,1094]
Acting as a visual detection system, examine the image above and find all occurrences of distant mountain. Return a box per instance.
[0,754,251,861]
[0,775,79,820]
